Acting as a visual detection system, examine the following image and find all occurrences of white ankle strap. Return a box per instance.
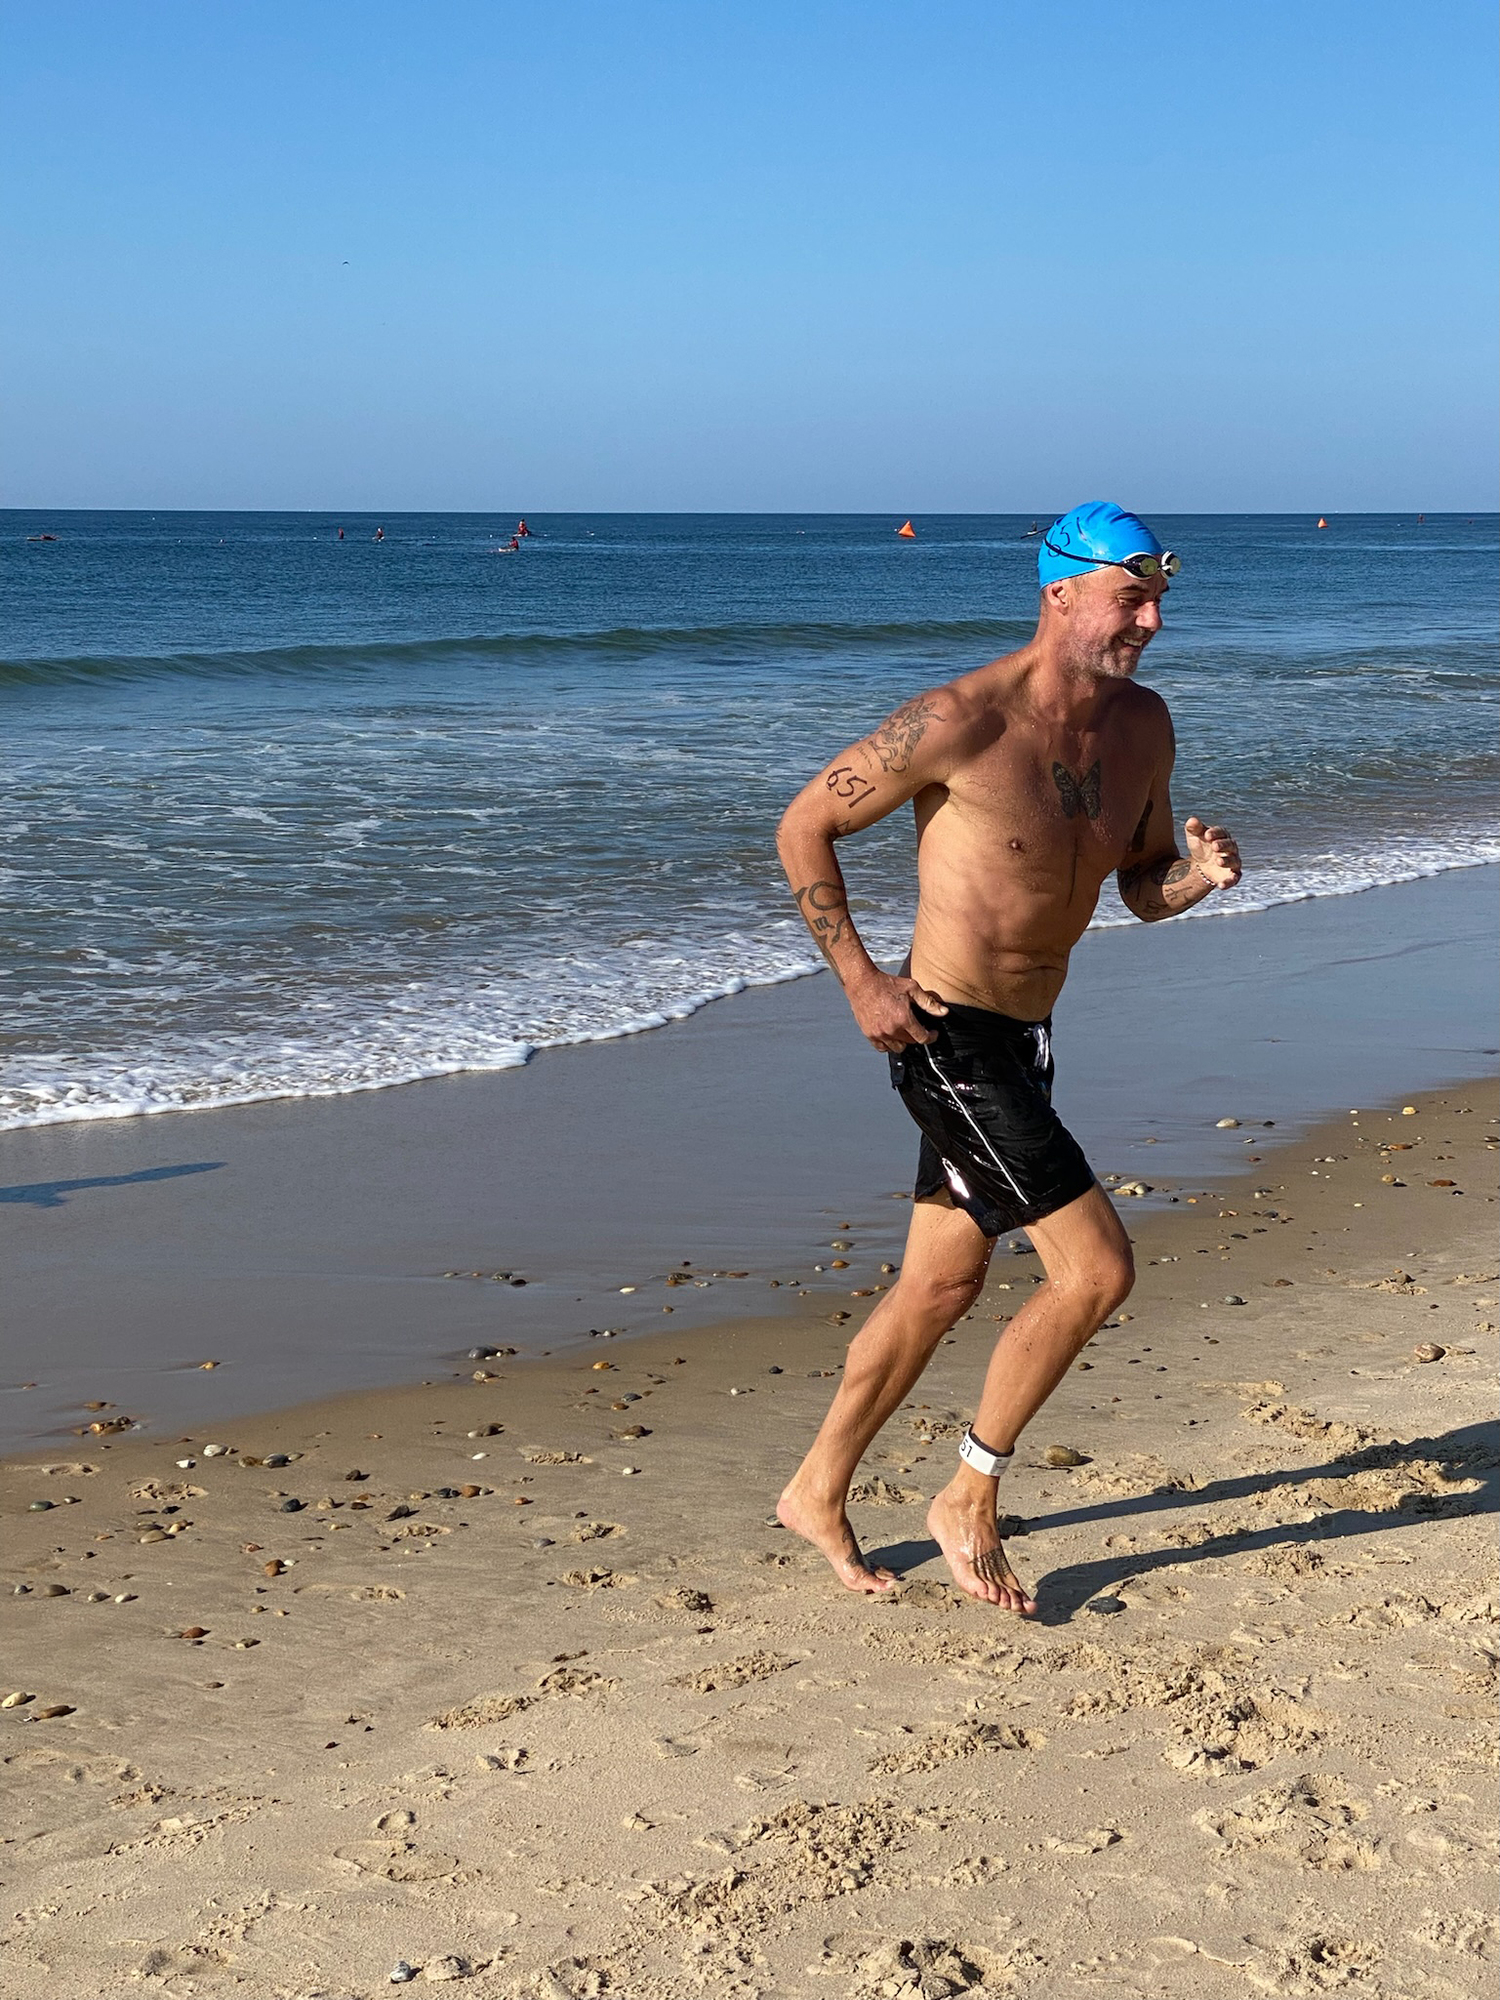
[958,1426,1013,1477]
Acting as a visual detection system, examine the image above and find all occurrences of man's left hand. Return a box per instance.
[1184,816,1242,889]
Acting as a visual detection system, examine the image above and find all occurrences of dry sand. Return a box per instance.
[2,1086,1496,1998]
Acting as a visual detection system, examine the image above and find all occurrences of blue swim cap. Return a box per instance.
[1038,501,1164,586]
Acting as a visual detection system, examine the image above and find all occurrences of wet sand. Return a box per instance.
[2,1083,1496,1997]
[2,865,1495,1454]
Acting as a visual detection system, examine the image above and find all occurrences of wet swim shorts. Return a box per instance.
[888,1002,1096,1238]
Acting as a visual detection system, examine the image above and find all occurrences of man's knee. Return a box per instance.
[1056,1240,1134,1317]
[1087,1244,1135,1314]
[899,1265,985,1332]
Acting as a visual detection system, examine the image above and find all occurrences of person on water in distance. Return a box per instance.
[775,501,1242,1611]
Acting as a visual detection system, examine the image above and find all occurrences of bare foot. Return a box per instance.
[777,1480,899,1594]
[927,1479,1037,1613]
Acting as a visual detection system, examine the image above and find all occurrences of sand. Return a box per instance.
[2,1084,1496,1998]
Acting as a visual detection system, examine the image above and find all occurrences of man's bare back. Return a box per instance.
[774,503,1241,1610]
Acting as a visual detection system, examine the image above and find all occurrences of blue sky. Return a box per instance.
[2,2,1495,511]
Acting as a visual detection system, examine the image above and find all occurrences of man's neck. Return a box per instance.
[999,639,1115,728]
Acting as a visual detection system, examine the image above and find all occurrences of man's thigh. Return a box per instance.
[1022,1182,1132,1283]
[900,1189,997,1293]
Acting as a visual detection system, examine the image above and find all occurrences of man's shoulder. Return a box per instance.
[880,671,995,739]
[1110,678,1175,740]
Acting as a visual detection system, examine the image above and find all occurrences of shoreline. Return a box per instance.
[3,1082,1495,1995]
[2,866,1495,1457]
[6,853,1494,1138]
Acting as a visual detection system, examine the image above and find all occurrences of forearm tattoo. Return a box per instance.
[1117,852,1199,917]
[792,878,854,974]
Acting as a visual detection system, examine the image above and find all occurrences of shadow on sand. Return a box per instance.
[865,1419,1498,1625]
[0,1161,225,1209]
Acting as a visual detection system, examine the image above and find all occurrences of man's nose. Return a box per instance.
[1135,600,1163,633]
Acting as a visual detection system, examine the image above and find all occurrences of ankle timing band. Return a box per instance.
[958,1426,1013,1477]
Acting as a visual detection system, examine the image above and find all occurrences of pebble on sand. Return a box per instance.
[1223,1294,1247,1306]
[202,1443,229,1456]
[1402,1105,1417,1115]
[1,1691,34,1708]
[33,1703,76,1719]
[1413,1343,1447,1363]
[1215,1117,1241,1128]
[1043,1445,1089,1468]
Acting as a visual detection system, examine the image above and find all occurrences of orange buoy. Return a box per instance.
[1316,516,1328,528]
[896,519,916,538]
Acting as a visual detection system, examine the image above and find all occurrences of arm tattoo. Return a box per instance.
[1117,853,1197,909]
[825,763,876,811]
[792,878,853,973]
[870,695,941,775]
[1052,760,1102,820]
[1127,798,1153,852]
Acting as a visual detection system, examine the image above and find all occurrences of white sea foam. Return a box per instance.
[2,838,1493,1131]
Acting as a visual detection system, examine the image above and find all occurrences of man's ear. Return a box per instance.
[1044,578,1073,613]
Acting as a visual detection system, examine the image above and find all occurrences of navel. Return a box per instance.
[1008,838,1026,853]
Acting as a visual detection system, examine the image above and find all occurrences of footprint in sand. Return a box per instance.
[654,1587,714,1614]
[669,1652,799,1694]
[569,1520,625,1543]
[847,1476,925,1505]
[331,1840,459,1881]
[651,1736,701,1759]
[1194,1773,1378,1871]
[871,1719,1041,1775]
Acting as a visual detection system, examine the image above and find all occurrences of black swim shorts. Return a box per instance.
[888,1002,1096,1238]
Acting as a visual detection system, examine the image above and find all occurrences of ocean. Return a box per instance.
[2,511,1495,1131]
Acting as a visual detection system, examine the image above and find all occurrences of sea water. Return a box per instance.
[2,512,1495,1129]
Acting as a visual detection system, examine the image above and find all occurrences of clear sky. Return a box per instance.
[2,1,1495,512]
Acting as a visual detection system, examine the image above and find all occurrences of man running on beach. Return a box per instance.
[776,502,1242,1612]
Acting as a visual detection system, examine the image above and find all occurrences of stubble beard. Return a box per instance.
[1063,631,1144,683]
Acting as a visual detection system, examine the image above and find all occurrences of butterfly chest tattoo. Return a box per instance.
[1051,759,1102,822]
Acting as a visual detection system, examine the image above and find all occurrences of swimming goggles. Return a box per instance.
[1042,535,1180,579]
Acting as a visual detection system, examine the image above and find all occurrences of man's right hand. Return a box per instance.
[848,971,950,1052]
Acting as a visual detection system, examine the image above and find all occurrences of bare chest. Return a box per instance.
[937,733,1153,872]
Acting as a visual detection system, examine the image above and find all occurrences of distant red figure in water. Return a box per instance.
[337,528,345,540]
[517,519,532,537]
[374,527,385,542]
